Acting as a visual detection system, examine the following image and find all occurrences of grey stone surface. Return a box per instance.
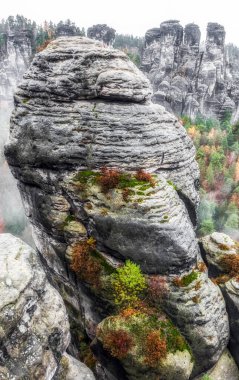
[142,21,239,122]
[194,349,239,380]
[164,272,229,376]
[200,232,237,275]
[0,233,70,379]
[57,353,95,379]
[221,279,239,367]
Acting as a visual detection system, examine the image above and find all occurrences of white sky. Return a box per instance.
[1,0,239,45]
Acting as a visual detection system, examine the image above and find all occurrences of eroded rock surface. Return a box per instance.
[200,232,237,276]
[0,233,70,379]
[194,349,239,380]
[201,232,239,369]
[142,20,239,122]
[57,353,95,379]
[5,36,230,379]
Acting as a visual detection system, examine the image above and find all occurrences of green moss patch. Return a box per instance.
[73,170,99,184]
[72,169,157,202]
[180,271,199,287]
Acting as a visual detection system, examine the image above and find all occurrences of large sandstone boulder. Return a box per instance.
[5,37,230,379]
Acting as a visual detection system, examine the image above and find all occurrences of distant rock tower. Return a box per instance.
[87,24,116,46]
[141,20,239,122]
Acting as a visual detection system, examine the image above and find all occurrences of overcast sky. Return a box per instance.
[2,0,239,45]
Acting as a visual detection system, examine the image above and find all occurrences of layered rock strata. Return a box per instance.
[5,37,230,379]
[142,20,239,122]
[201,233,239,369]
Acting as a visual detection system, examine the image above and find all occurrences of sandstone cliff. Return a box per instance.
[4,37,233,379]
[0,21,33,240]
[141,20,239,122]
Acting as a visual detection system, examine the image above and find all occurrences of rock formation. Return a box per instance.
[141,20,239,122]
[5,37,231,379]
[201,233,239,370]
[0,233,95,379]
[87,24,115,46]
[195,349,239,380]
[0,21,33,241]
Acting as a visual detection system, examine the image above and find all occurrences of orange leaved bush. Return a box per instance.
[135,169,156,187]
[102,330,133,359]
[148,276,168,300]
[220,254,239,279]
[70,238,101,287]
[98,167,120,193]
[144,331,167,367]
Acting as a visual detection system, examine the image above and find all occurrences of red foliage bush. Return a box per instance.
[144,331,167,367]
[70,239,101,287]
[196,262,207,272]
[148,276,168,300]
[98,167,120,193]
[102,330,133,359]
[135,169,156,187]
[120,307,140,318]
[220,254,239,278]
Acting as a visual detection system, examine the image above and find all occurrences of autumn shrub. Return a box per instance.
[144,331,167,367]
[196,262,207,272]
[220,254,239,278]
[135,169,156,187]
[98,167,120,193]
[102,330,133,359]
[212,274,230,285]
[218,243,230,250]
[120,307,140,318]
[110,260,147,308]
[70,238,101,288]
[147,276,168,300]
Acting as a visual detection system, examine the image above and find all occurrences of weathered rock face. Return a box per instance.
[194,349,239,380]
[201,232,239,369]
[200,232,237,276]
[0,29,32,102]
[5,37,230,379]
[57,353,95,379]
[87,24,116,46]
[164,271,229,375]
[0,27,33,240]
[221,279,239,368]
[142,20,239,122]
[0,233,70,378]
[0,233,95,379]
